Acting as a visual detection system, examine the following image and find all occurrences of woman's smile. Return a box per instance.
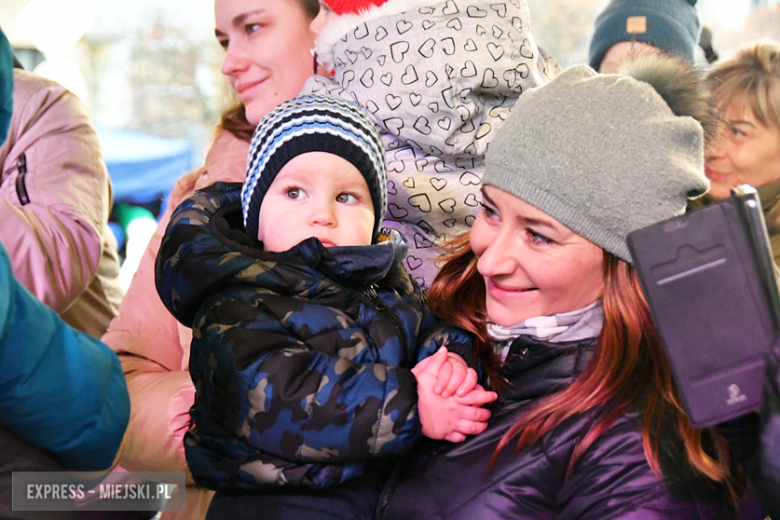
[236,77,267,96]
[487,279,538,297]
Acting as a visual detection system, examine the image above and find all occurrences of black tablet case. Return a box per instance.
[627,185,780,427]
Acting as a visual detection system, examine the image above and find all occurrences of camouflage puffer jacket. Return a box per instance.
[155,182,472,491]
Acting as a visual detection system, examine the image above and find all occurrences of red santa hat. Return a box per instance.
[324,0,389,15]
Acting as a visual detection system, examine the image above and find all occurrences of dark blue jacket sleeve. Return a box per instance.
[0,241,129,471]
[415,308,477,368]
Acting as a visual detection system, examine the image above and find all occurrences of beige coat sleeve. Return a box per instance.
[101,129,249,479]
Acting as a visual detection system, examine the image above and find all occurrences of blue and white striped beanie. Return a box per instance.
[242,94,387,242]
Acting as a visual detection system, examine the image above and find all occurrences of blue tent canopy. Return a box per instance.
[96,124,193,204]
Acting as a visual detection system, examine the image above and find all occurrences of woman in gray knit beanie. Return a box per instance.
[378,60,745,519]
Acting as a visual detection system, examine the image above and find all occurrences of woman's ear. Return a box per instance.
[309,4,335,37]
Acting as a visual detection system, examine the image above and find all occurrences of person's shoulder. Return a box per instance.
[9,69,90,135]
[201,128,251,186]
[207,128,251,163]
[12,69,69,102]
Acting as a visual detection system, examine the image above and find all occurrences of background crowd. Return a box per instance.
[1,0,780,519]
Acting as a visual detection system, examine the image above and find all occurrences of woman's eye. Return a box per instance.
[479,202,498,220]
[245,23,262,34]
[730,126,746,137]
[217,38,229,50]
[527,228,554,245]
[336,193,358,204]
[286,188,306,200]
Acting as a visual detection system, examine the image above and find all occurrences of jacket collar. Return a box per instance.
[268,234,408,289]
[497,335,598,403]
[202,183,408,292]
[758,177,780,214]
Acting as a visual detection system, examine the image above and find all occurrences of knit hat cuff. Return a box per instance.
[242,95,387,244]
[244,136,385,242]
[589,5,701,69]
[484,172,633,263]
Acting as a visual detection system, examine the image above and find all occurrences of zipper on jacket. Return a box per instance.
[316,260,412,359]
[363,284,409,355]
[15,154,29,205]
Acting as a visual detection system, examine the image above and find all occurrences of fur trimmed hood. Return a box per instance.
[621,55,716,145]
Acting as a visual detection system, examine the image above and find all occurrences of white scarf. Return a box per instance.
[488,301,604,360]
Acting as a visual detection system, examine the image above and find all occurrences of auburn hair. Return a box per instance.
[219,101,255,143]
[429,235,744,502]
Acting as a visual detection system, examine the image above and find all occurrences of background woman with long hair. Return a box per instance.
[377,60,744,519]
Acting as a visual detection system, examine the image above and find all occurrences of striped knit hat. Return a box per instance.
[242,95,386,242]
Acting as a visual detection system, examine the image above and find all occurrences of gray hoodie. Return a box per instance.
[303,0,558,287]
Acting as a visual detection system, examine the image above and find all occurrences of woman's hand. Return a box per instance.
[413,347,479,398]
[414,348,498,443]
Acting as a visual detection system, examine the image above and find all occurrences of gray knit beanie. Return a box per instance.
[589,0,701,70]
[483,64,709,264]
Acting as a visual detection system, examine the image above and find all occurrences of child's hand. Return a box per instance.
[413,347,479,398]
[416,375,497,443]
[414,348,498,443]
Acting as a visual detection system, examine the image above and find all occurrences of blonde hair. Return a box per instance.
[707,39,780,131]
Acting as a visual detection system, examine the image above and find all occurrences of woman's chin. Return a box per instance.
[705,182,735,201]
[486,301,537,328]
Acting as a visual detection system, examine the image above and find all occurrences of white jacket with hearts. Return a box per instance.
[303,0,557,287]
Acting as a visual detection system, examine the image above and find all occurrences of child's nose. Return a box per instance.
[308,200,337,227]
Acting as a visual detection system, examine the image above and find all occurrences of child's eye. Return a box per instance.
[286,188,307,200]
[336,193,358,204]
[527,228,554,246]
[217,38,229,50]
[245,23,262,34]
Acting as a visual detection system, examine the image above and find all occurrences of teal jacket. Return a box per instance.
[0,240,129,470]
[0,27,12,143]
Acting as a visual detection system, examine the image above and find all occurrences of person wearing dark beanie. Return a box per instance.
[589,0,701,73]
[154,94,496,520]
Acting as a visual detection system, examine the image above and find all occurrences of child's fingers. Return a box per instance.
[453,388,498,407]
[455,368,479,397]
[454,418,489,436]
[411,356,429,377]
[414,346,448,378]
[443,432,467,443]
[434,361,453,395]
[457,404,491,423]
[441,361,467,398]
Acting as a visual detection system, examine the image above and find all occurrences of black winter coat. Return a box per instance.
[155,183,473,492]
[378,335,737,520]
